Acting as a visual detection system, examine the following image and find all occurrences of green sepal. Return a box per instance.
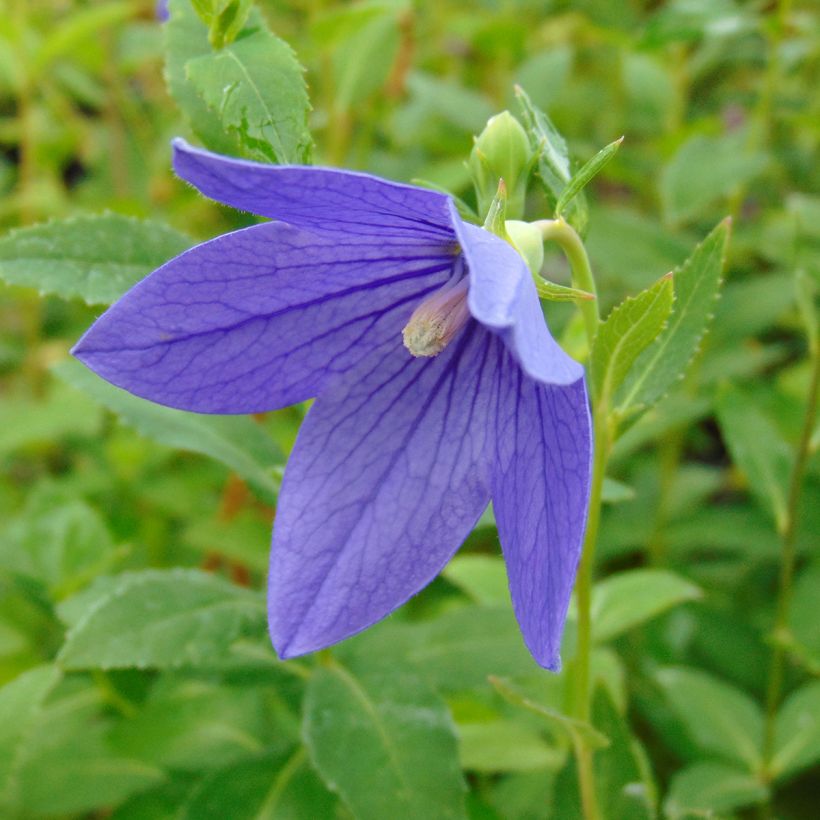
[555,136,624,218]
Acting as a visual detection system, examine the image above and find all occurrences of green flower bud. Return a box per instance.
[505,220,544,276]
[468,111,534,221]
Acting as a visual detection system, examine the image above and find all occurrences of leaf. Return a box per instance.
[590,273,674,403]
[661,133,768,224]
[178,750,336,819]
[665,761,768,819]
[54,360,283,504]
[715,385,793,530]
[617,219,730,415]
[185,14,312,164]
[515,84,587,235]
[442,555,510,606]
[341,606,537,692]
[58,569,266,670]
[591,569,701,643]
[109,679,268,771]
[770,681,820,781]
[0,214,191,305]
[555,136,623,217]
[657,667,763,768]
[0,665,61,808]
[303,661,467,820]
[534,277,596,303]
[489,676,609,750]
[788,565,820,673]
[457,721,562,772]
[164,0,241,154]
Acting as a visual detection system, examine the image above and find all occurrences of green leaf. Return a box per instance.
[164,0,242,154]
[342,606,537,692]
[58,569,265,670]
[534,277,596,303]
[209,0,254,49]
[661,133,768,224]
[14,683,164,816]
[617,219,730,415]
[515,84,587,235]
[54,360,283,504]
[555,136,623,217]
[456,720,562,772]
[657,667,763,768]
[185,15,312,164]
[591,569,701,643]
[178,750,336,819]
[489,676,609,750]
[770,681,820,781]
[0,214,191,305]
[0,665,61,808]
[715,385,793,530]
[109,679,268,771]
[590,273,674,403]
[303,661,467,820]
[788,565,820,673]
[442,555,510,606]
[665,761,768,819]
[795,269,818,351]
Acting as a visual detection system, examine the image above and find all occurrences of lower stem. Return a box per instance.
[761,341,820,781]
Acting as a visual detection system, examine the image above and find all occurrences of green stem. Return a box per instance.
[761,339,820,781]
[533,219,600,340]
[536,218,604,820]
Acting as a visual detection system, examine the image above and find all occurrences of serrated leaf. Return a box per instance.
[555,136,623,217]
[591,569,701,643]
[185,15,312,164]
[664,761,768,819]
[591,273,674,402]
[0,665,61,808]
[304,661,467,820]
[489,676,609,750]
[58,569,265,670]
[715,385,793,530]
[515,84,587,235]
[770,681,820,781]
[617,219,730,415]
[0,214,191,306]
[54,360,283,504]
[164,0,242,154]
[657,667,763,768]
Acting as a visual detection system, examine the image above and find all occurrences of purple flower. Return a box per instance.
[156,0,169,22]
[73,140,592,669]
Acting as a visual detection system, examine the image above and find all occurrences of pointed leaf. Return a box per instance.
[304,662,467,820]
[591,569,701,643]
[185,15,312,164]
[715,385,793,530]
[0,215,191,306]
[590,273,674,402]
[771,681,820,781]
[617,219,730,414]
[54,360,283,504]
[555,136,623,217]
[657,667,763,768]
[58,569,266,669]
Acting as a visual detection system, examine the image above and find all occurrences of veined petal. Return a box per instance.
[73,222,455,413]
[492,361,591,670]
[173,139,455,243]
[449,204,583,386]
[269,323,501,658]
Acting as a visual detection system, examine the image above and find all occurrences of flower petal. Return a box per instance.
[492,364,591,670]
[269,323,500,658]
[73,222,455,413]
[449,204,583,386]
[173,139,455,242]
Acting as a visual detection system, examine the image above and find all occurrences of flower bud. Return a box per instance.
[505,220,544,276]
[468,112,534,221]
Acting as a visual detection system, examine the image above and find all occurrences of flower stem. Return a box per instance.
[536,217,604,820]
[761,336,820,782]
[533,219,600,339]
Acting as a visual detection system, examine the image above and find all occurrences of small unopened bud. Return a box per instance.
[468,111,534,220]
[402,278,470,357]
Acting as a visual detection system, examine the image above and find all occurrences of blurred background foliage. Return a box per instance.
[0,0,818,818]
